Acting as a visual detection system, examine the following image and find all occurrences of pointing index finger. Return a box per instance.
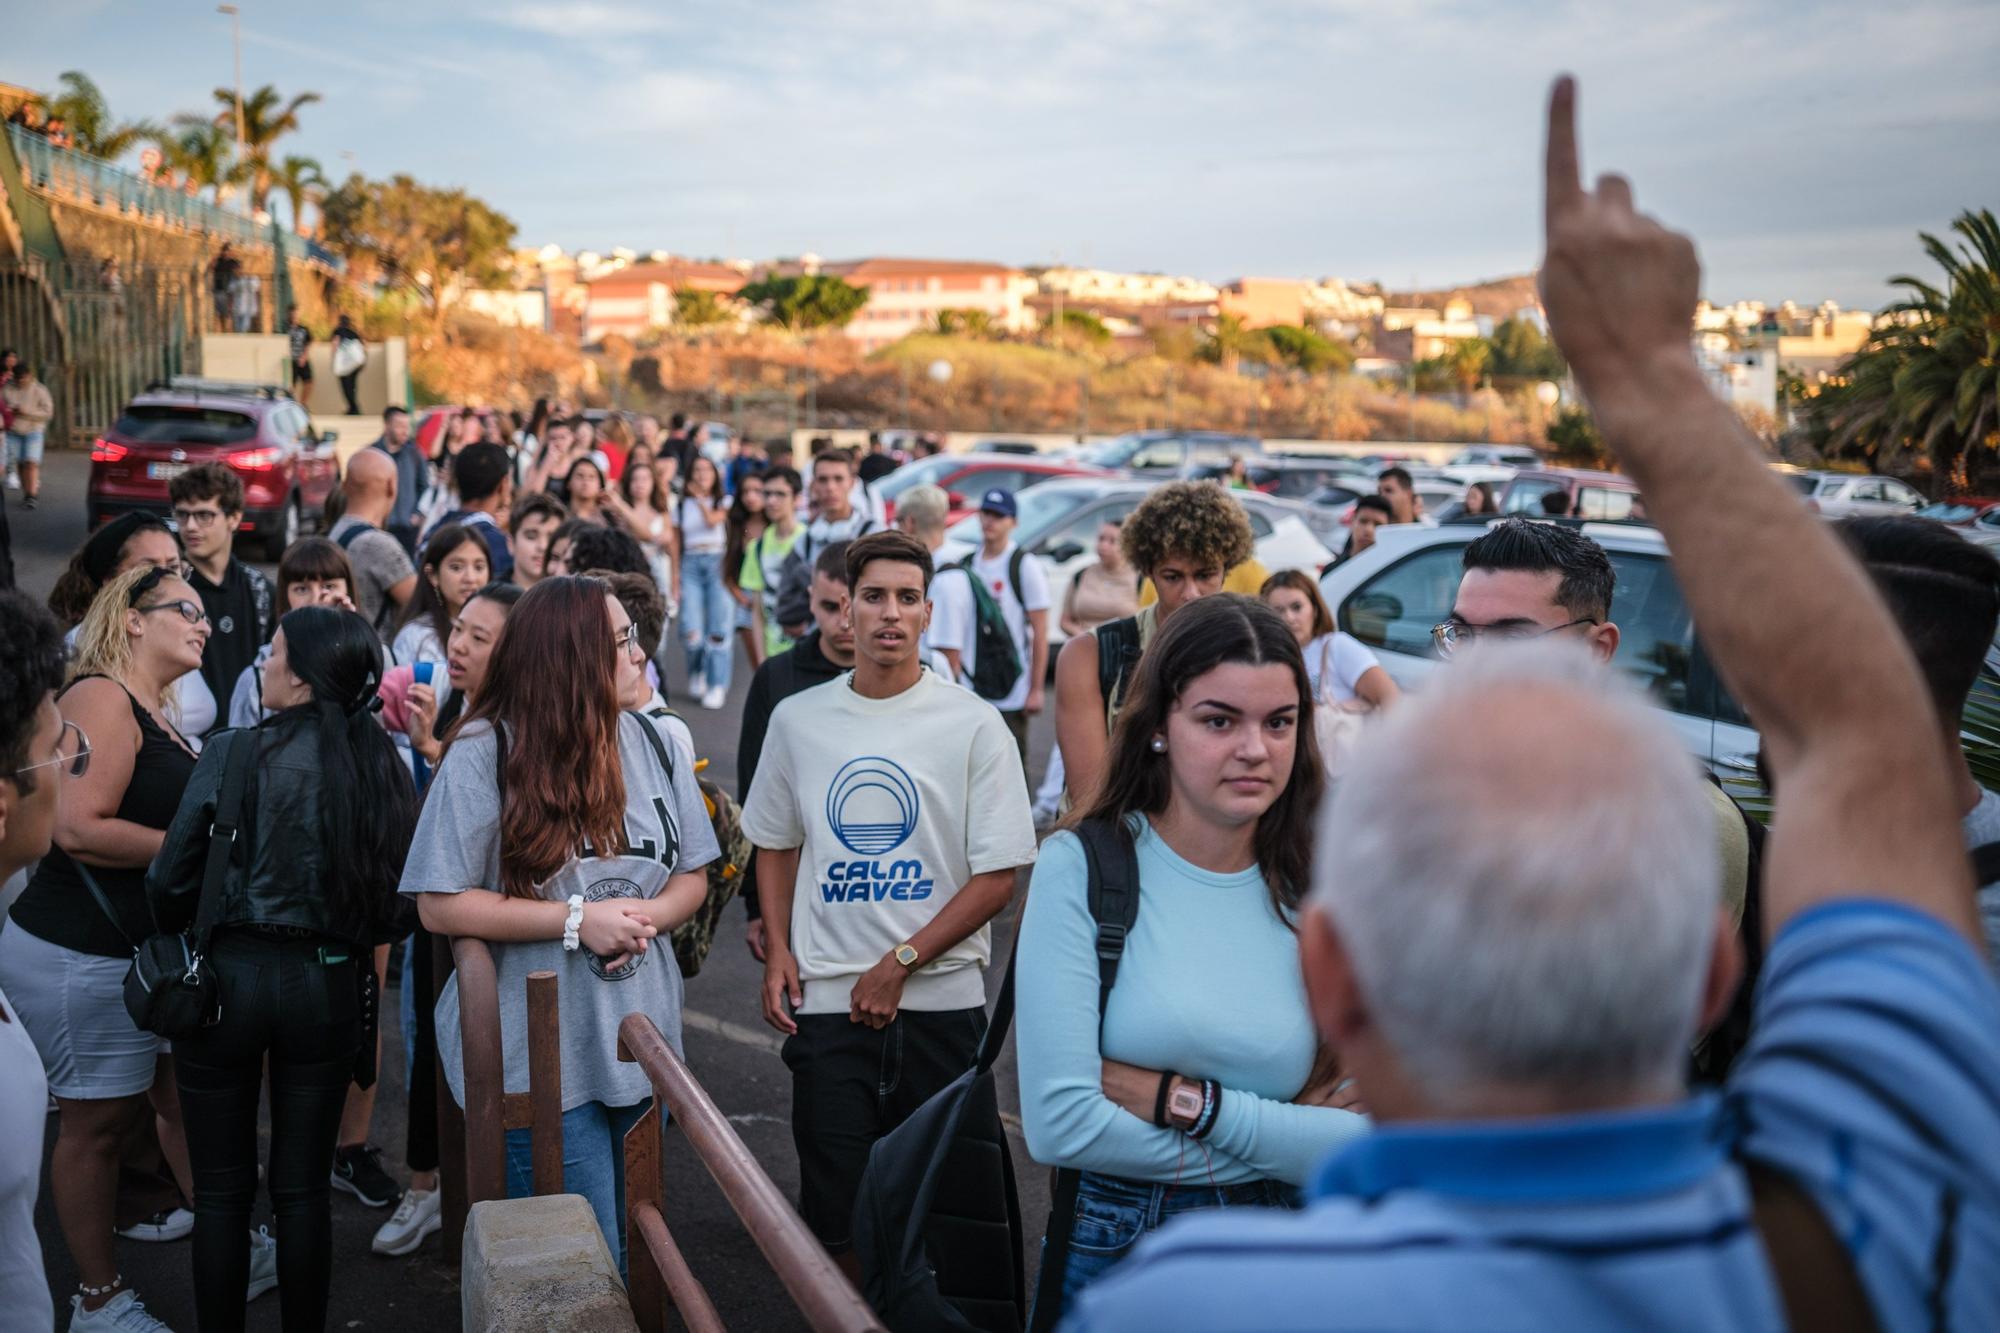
[1545,75,1582,231]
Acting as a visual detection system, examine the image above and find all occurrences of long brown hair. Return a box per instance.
[453,576,627,897]
[1070,593,1323,921]
[1259,568,1334,638]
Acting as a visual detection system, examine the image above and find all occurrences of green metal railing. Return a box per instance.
[8,124,272,251]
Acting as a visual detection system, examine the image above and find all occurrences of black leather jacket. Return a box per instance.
[147,714,402,947]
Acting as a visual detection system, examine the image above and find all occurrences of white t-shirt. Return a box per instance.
[929,544,1052,712]
[393,621,446,674]
[1303,631,1383,705]
[679,495,726,555]
[0,985,50,1333]
[740,669,1038,1014]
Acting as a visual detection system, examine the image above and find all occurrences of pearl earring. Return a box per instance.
[1149,737,1166,753]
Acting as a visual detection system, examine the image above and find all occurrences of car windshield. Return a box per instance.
[1816,477,1848,496]
[1785,474,1819,496]
[1917,502,1977,523]
[1078,434,1144,467]
[944,484,1101,546]
[872,453,960,500]
[114,405,257,445]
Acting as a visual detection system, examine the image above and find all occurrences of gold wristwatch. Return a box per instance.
[894,942,921,969]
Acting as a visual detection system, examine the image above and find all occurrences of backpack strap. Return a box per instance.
[191,730,254,954]
[1029,815,1141,1332]
[1008,547,1027,610]
[333,520,372,551]
[626,709,676,785]
[1970,841,2000,888]
[1094,615,1142,714]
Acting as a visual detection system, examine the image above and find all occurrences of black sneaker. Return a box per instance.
[331,1144,401,1208]
[22,495,35,510]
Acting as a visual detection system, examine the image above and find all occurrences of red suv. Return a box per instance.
[89,379,341,558]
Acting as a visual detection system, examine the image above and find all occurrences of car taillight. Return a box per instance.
[227,447,283,470]
[90,438,129,463]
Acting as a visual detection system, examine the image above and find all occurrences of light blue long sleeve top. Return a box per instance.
[1016,818,1369,1187]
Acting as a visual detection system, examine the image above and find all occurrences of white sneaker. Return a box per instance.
[115,1207,193,1242]
[701,684,727,710]
[4,470,18,490]
[371,1186,442,1256]
[69,1289,174,1332]
[245,1226,277,1302]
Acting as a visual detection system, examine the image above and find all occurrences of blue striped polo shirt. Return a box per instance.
[1065,902,2000,1332]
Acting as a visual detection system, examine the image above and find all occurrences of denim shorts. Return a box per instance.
[4,429,45,465]
[1040,1170,1301,1322]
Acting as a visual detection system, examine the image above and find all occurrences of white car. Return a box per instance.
[1449,445,1543,469]
[935,478,1333,645]
[1317,520,1758,774]
[1789,472,1925,518]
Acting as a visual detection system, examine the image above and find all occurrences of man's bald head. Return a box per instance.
[1306,640,1722,1115]
[345,446,397,502]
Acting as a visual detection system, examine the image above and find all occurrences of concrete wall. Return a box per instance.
[460,1195,636,1333]
[199,332,409,421]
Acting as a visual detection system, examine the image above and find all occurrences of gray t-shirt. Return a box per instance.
[328,515,415,636]
[399,713,720,1112]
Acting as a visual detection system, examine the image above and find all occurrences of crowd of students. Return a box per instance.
[2,75,1998,1333]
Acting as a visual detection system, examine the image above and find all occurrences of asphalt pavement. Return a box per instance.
[13,452,1054,1330]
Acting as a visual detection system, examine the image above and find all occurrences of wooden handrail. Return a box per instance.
[618,1013,884,1333]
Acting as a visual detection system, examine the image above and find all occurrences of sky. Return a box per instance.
[18,0,2000,310]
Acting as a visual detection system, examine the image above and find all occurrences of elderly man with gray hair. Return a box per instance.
[1066,77,2000,1333]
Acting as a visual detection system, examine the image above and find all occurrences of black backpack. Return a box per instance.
[1094,613,1145,715]
[945,550,1028,702]
[852,944,1027,1331]
[1025,818,1140,1333]
[774,519,877,632]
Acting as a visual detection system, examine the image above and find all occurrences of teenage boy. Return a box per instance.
[929,488,1051,768]
[742,530,1036,1276]
[427,443,515,581]
[775,451,876,639]
[169,464,273,724]
[742,466,804,658]
[508,492,567,588]
[737,542,857,960]
[370,406,426,554]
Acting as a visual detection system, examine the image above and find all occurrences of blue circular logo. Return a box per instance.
[826,757,921,856]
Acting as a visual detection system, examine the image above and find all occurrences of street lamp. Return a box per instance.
[218,4,244,214]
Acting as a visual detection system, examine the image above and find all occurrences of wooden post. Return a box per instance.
[434,932,469,1265]
[524,970,563,1197]
[622,1100,664,1333]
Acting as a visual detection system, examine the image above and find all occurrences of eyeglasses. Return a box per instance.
[13,720,91,781]
[137,599,210,625]
[611,624,641,656]
[1431,616,1598,659]
[172,507,227,528]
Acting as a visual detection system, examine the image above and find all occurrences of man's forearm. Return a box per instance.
[904,868,1017,965]
[756,846,800,952]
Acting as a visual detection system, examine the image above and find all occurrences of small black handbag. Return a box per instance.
[79,731,251,1039]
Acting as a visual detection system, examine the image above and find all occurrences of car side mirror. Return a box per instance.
[1045,541,1084,563]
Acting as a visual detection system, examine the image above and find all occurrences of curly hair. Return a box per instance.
[1119,481,1255,576]
[0,591,68,787]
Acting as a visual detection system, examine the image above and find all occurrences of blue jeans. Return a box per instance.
[504,1099,651,1281]
[680,550,733,694]
[5,429,45,466]
[1033,1171,1300,1324]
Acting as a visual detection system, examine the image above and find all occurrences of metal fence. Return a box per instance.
[0,255,205,448]
[8,123,272,252]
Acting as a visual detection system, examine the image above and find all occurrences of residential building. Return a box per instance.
[1218,277,1310,329]
[1695,337,1779,415]
[1037,267,1219,306]
[819,257,1035,351]
[581,258,747,343]
[1369,298,1484,362]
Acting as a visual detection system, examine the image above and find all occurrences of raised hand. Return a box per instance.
[1539,76,1702,409]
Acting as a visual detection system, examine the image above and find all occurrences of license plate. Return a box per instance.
[146,462,188,481]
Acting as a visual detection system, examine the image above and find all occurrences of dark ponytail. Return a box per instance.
[274,605,416,923]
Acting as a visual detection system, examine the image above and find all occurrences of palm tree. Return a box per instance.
[1446,338,1491,398]
[210,84,321,212]
[152,117,246,204]
[1202,313,1271,374]
[272,154,326,234]
[1823,209,2000,489]
[40,70,155,160]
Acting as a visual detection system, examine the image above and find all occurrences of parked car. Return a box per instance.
[1963,507,2000,551]
[1318,521,1754,774]
[1499,467,1641,521]
[1795,472,1926,518]
[1915,498,2000,528]
[935,478,1333,644]
[1185,457,1370,501]
[1076,429,1263,476]
[871,454,1111,525]
[970,439,1045,455]
[1449,445,1543,468]
[89,378,340,559]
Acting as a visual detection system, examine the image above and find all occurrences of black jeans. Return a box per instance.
[406,928,438,1174]
[338,369,361,416]
[780,1005,985,1250]
[174,929,361,1333]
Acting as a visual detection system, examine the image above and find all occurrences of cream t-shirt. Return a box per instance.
[741,668,1038,1013]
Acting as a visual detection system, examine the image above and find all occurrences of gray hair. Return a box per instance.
[895,484,950,537]
[1311,640,1719,1109]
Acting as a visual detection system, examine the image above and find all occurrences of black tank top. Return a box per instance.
[13,677,200,958]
